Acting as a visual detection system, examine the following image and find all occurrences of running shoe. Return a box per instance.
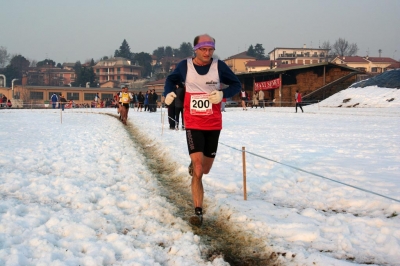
[189,207,203,226]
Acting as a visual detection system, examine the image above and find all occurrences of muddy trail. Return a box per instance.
[106,114,286,266]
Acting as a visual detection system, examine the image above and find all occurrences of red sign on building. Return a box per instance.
[254,78,281,91]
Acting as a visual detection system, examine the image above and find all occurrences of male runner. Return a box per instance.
[119,86,133,125]
[163,34,241,226]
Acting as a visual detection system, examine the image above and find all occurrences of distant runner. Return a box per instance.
[119,86,133,125]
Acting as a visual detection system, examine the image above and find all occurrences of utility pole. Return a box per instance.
[12,79,18,98]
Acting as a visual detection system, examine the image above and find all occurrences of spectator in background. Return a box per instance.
[2,95,7,108]
[295,90,304,113]
[94,93,99,108]
[144,90,150,112]
[167,90,176,130]
[151,89,158,112]
[6,99,12,108]
[258,90,265,108]
[252,91,258,108]
[137,91,144,111]
[240,88,247,111]
[51,93,58,109]
[114,92,120,110]
[58,94,63,109]
[148,90,154,112]
[60,94,67,111]
[175,83,185,129]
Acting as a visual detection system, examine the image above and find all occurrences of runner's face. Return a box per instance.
[195,36,214,64]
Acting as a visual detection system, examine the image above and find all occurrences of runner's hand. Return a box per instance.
[165,92,177,105]
[208,91,223,104]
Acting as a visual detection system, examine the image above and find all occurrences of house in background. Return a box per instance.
[331,56,369,72]
[331,56,399,73]
[245,60,273,72]
[268,45,330,65]
[223,51,256,73]
[62,63,76,70]
[25,65,76,86]
[386,61,400,70]
[93,57,142,88]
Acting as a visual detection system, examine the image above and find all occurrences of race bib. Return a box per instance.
[122,97,129,103]
[190,94,213,115]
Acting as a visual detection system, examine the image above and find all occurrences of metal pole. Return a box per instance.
[12,79,18,98]
[0,74,6,88]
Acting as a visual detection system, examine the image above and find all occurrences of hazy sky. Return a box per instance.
[1,0,399,64]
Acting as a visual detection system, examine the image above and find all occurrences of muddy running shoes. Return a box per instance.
[189,207,203,226]
[188,161,193,176]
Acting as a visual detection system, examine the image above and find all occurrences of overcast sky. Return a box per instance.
[1,0,399,65]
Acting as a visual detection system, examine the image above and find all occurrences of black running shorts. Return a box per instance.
[185,129,221,158]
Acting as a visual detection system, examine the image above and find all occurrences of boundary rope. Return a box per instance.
[219,142,400,203]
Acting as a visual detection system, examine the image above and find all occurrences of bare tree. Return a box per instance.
[321,41,332,54]
[0,46,10,67]
[332,38,358,56]
[29,59,37,67]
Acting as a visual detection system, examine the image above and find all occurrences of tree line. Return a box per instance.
[0,38,358,87]
[0,39,195,87]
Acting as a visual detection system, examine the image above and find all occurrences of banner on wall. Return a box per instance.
[254,78,281,91]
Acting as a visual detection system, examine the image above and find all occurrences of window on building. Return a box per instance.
[84,93,97,101]
[67,92,79,100]
[117,76,120,80]
[31,91,44,100]
[102,93,113,100]
[371,67,378,73]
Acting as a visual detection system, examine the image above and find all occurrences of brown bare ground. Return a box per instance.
[106,113,285,265]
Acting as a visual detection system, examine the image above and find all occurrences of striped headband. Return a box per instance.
[193,41,215,50]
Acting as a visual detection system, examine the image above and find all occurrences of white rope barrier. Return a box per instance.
[219,142,400,203]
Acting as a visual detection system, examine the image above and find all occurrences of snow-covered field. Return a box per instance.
[0,86,399,265]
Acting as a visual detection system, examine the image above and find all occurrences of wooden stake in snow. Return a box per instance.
[242,146,247,200]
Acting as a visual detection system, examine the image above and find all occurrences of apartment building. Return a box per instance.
[268,46,330,65]
[93,57,142,88]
